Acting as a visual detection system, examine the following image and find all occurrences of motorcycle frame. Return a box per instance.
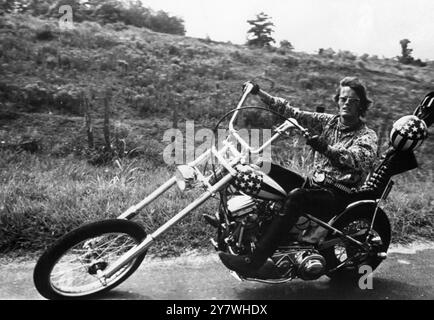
[101,83,287,279]
[100,84,382,281]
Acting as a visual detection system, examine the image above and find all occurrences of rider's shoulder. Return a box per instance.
[325,114,340,125]
[358,122,378,140]
[359,121,376,133]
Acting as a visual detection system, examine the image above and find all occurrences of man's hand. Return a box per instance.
[306,135,328,153]
[243,81,260,95]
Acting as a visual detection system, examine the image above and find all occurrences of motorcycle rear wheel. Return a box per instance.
[322,208,390,282]
[33,219,147,300]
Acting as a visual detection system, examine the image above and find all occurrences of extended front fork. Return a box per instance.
[98,173,233,279]
[100,145,240,280]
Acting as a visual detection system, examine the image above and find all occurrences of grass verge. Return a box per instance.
[0,150,432,258]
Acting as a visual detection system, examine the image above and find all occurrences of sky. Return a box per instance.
[139,0,434,61]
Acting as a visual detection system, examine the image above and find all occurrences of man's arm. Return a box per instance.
[257,89,333,134]
[323,130,378,172]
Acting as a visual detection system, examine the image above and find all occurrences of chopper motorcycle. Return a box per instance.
[33,84,433,299]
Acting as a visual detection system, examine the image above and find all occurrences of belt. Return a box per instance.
[311,172,354,194]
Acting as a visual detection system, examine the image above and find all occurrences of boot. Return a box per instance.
[219,214,292,277]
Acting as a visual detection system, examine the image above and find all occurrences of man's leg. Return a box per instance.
[258,161,305,192]
[219,187,336,276]
[283,188,337,223]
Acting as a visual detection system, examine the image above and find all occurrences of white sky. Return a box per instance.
[139,0,434,61]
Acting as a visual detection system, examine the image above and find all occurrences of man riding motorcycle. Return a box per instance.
[218,76,379,277]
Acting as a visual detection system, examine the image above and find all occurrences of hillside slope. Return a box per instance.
[1,14,433,253]
[1,14,434,159]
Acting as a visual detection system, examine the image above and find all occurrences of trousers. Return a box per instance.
[263,162,351,237]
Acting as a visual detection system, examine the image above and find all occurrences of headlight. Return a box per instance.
[175,165,197,191]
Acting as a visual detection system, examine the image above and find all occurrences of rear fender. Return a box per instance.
[329,200,378,225]
[327,200,391,247]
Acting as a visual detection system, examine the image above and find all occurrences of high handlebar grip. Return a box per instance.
[242,81,261,94]
[243,82,254,94]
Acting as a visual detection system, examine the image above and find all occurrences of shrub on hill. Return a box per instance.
[1,0,186,35]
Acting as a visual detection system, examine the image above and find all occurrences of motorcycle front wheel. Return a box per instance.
[322,208,390,281]
[33,219,147,300]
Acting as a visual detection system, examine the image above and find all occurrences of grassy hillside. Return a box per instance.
[0,13,433,255]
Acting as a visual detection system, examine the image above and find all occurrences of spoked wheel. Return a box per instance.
[33,219,147,300]
[322,208,391,281]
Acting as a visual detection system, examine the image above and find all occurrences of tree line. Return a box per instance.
[246,12,427,66]
[0,0,186,35]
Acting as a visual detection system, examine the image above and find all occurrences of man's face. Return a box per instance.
[338,86,360,123]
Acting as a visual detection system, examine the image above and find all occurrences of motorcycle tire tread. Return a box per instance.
[33,219,147,300]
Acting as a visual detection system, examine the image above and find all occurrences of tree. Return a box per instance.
[280,40,293,51]
[398,38,414,64]
[398,39,427,67]
[149,10,185,35]
[246,12,275,47]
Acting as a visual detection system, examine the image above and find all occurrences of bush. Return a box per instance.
[337,50,357,61]
[271,55,299,68]
[280,40,293,50]
[412,58,427,67]
[106,21,128,31]
[299,78,314,90]
[35,24,56,41]
[229,50,254,64]
[147,10,185,35]
[360,53,370,61]
[23,83,51,109]
[318,48,335,58]
[52,85,83,115]
[7,0,186,35]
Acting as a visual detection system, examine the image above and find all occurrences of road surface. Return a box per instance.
[1,242,433,300]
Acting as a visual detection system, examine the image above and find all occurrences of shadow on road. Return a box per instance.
[94,276,427,300]
[233,277,428,300]
[98,290,154,300]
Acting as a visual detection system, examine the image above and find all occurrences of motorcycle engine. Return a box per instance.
[225,195,274,253]
[227,195,258,218]
[226,196,326,281]
[271,249,326,280]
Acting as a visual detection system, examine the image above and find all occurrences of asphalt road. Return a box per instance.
[1,242,433,300]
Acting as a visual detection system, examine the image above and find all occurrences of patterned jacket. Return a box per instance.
[261,95,378,188]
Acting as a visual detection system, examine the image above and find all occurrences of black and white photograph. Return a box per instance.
[0,0,433,306]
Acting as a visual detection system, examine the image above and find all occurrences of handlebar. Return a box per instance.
[228,82,253,136]
[227,83,309,154]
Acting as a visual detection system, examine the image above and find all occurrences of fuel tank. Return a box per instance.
[231,164,287,200]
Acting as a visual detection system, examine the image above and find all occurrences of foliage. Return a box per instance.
[0,0,38,13]
[1,147,433,253]
[336,50,357,61]
[0,151,218,253]
[279,40,293,50]
[0,0,19,12]
[1,13,434,254]
[0,0,186,35]
[318,48,336,58]
[246,12,275,48]
[398,39,427,67]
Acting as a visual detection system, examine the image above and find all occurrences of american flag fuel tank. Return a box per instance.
[231,164,287,200]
